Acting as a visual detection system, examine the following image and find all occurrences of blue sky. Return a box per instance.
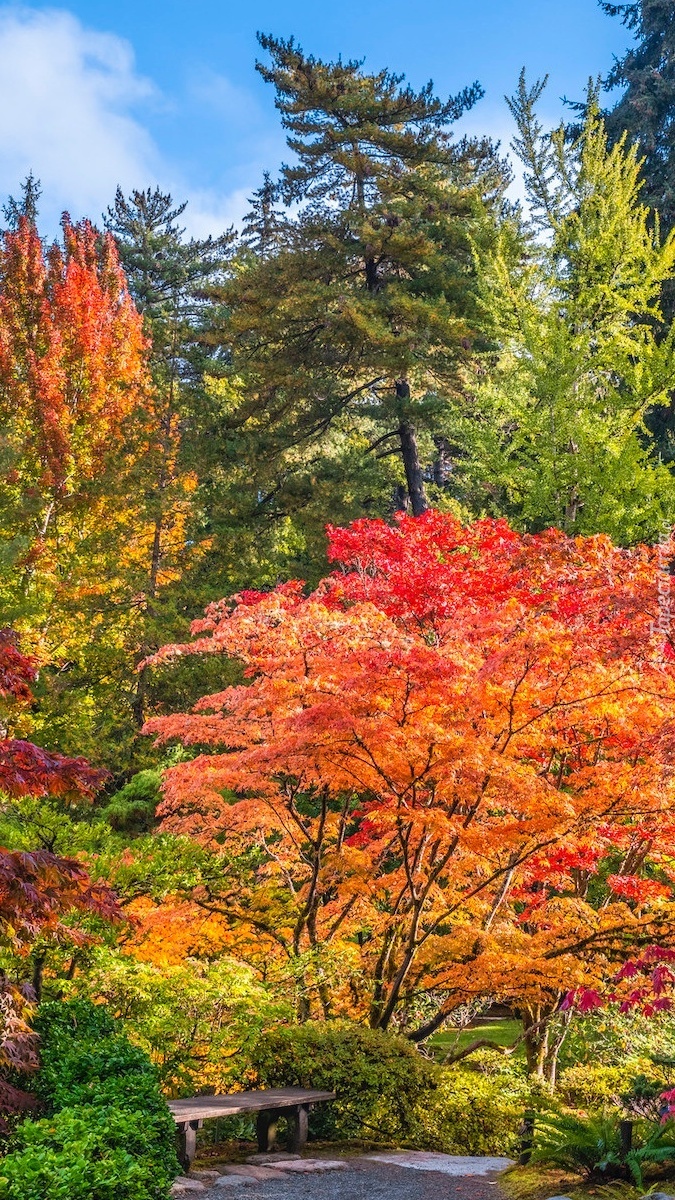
[0,1,631,235]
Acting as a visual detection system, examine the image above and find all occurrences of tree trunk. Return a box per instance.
[132,371,176,728]
[296,988,311,1022]
[31,953,46,1003]
[408,1004,454,1043]
[393,484,408,513]
[398,422,428,517]
[520,1005,568,1086]
[395,380,428,517]
[132,511,164,728]
[432,436,453,487]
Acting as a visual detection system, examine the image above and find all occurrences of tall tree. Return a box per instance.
[104,189,232,727]
[215,35,508,517]
[601,1,675,463]
[455,77,675,542]
[602,1,675,233]
[0,207,182,766]
[0,213,149,654]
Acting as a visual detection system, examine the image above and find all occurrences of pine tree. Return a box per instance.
[2,173,42,230]
[105,187,231,376]
[216,35,509,516]
[602,1,675,231]
[241,172,287,256]
[601,2,675,462]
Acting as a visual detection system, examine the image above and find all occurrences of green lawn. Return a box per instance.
[432,1018,523,1058]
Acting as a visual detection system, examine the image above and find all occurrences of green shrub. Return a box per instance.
[421,1065,535,1156]
[0,1000,179,1200]
[35,998,116,1044]
[35,1034,159,1112]
[0,1105,175,1200]
[558,1061,664,1111]
[249,1021,438,1143]
[102,771,161,834]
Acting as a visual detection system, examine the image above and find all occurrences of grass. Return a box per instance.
[500,1163,675,1200]
[432,1018,523,1058]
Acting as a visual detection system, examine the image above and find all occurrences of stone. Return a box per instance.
[189,1172,222,1183]
[246,1153,302,1165]
[213,1179,255,1189]
[544,1195,575,1200]
[360,1152,514,1176]
[171,1179,206,1195]
[219,1165,288,1181]
[274,1160,348,1173]
[640,1195,675,1200]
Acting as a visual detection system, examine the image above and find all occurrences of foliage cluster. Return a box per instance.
[249,1021,438,1142]
[248,1021,535,1153]
[143,509,675,1088]
[421,1060,535,1155]
[531,1110,675,1189]
[0,1000,179,1200]
[63,948,290,1097]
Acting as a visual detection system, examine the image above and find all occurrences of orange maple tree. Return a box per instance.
[0,214,151,712]
[0,215,146,496]
[0,213,209,755]
[144,512,675,1074]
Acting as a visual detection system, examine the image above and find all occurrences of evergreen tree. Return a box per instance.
[105,187,231,378]
[2,173,42,230]
[457,75,675,543]
[602,1,675,231]
[600,2,675,462]
[215,35,509,516]
[241,172,287,256]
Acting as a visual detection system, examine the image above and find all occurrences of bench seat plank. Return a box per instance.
[169,1087,335,1127]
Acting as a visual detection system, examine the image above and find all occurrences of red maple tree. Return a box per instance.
[0,628,119,1115]
[144,513,675,1078]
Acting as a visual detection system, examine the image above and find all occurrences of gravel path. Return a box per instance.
[179,1154,510,1200]
[215,1162,503,1200]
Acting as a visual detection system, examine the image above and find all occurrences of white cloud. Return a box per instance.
[183,186,252,239]
[0,5,253,236]
[0,6,163,225]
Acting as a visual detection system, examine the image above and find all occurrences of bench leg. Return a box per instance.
[287,1105,309,1152]
[256,1110,278,1153]
[177,1120,200,1173]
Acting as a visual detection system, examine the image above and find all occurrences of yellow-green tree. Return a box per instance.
[457,76,675,542]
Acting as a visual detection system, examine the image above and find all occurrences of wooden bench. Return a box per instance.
[168,1087,336,1172]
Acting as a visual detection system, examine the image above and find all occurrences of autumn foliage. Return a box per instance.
[144,512,675,1072]
[0,628,120,1114]
[0,215,155,741]
[0,215,146,494]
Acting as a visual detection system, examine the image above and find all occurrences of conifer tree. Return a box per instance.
[217,36,508,516]
[602,1,675,232]
[2,173,42,230]
[459,76,675,542]
[600,2,675,461]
